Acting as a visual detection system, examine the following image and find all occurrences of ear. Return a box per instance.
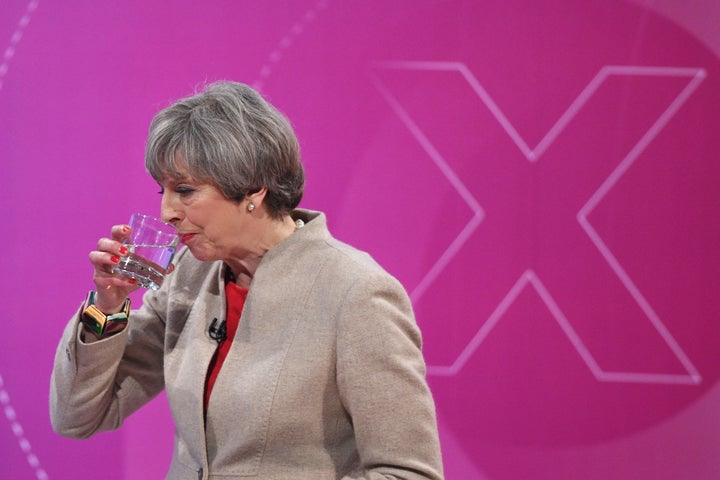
[245,188,268,210]
[248,188,267,204]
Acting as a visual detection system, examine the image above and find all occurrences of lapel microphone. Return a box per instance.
[208,318,227,343]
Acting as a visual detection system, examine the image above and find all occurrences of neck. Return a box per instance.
[226,214,298,287]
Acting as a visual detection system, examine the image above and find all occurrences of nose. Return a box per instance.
[160,191,182,226]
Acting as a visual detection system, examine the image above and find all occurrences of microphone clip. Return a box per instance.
[208,318,227,343]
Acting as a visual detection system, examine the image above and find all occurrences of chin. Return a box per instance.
[186,246,217,263]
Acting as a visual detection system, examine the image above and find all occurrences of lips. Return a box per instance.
[180,233,196,244]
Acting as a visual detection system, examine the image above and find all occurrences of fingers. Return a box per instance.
[92,238,129,272]
[88,249,119,275]
[89,248,137,282]
[89,224,139,305]
[90,254,138,312]
[111,224,131,242]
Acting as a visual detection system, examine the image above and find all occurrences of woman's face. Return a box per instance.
[159,173,251,263]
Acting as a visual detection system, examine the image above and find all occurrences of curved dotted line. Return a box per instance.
[0,374,48,479]
[0,0,39,92]
[253,0,328,92]
[0,2,47,478]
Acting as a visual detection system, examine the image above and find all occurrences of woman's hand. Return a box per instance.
[89,224,139,313]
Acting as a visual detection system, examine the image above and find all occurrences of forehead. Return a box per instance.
[158,172,194,186]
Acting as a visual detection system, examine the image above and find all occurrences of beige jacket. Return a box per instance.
[51,210,444,479]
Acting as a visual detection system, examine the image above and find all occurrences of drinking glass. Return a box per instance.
[113,213,180,290]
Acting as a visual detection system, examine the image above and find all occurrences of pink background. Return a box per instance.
[1,1,719,478]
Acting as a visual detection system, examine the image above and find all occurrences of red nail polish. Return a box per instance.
[128,278,137,285]
[111,255,120,263]
[119,246,128,255]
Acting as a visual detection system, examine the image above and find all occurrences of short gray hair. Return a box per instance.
[145,81,304,218]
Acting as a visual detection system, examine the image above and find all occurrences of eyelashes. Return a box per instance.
[157,186,194,196]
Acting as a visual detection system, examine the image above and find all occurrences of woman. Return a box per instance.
[50,81,444,479]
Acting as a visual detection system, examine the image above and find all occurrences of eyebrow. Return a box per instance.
[159,173,193,185]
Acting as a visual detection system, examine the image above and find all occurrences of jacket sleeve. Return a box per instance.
[336,271,444,480]
[49,287,168,439]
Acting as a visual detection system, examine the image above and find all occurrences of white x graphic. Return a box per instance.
[371,61,705,385]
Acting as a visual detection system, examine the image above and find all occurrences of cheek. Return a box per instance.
[187,239,219,262]
[195,226,226,251]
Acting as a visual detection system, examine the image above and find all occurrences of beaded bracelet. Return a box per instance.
[81,290,131,338]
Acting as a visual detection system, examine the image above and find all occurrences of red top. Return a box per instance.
[204,281,248,412]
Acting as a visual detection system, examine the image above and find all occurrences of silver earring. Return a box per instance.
[247,202,255,212]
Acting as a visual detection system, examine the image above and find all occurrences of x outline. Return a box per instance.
[370,61,705,385]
